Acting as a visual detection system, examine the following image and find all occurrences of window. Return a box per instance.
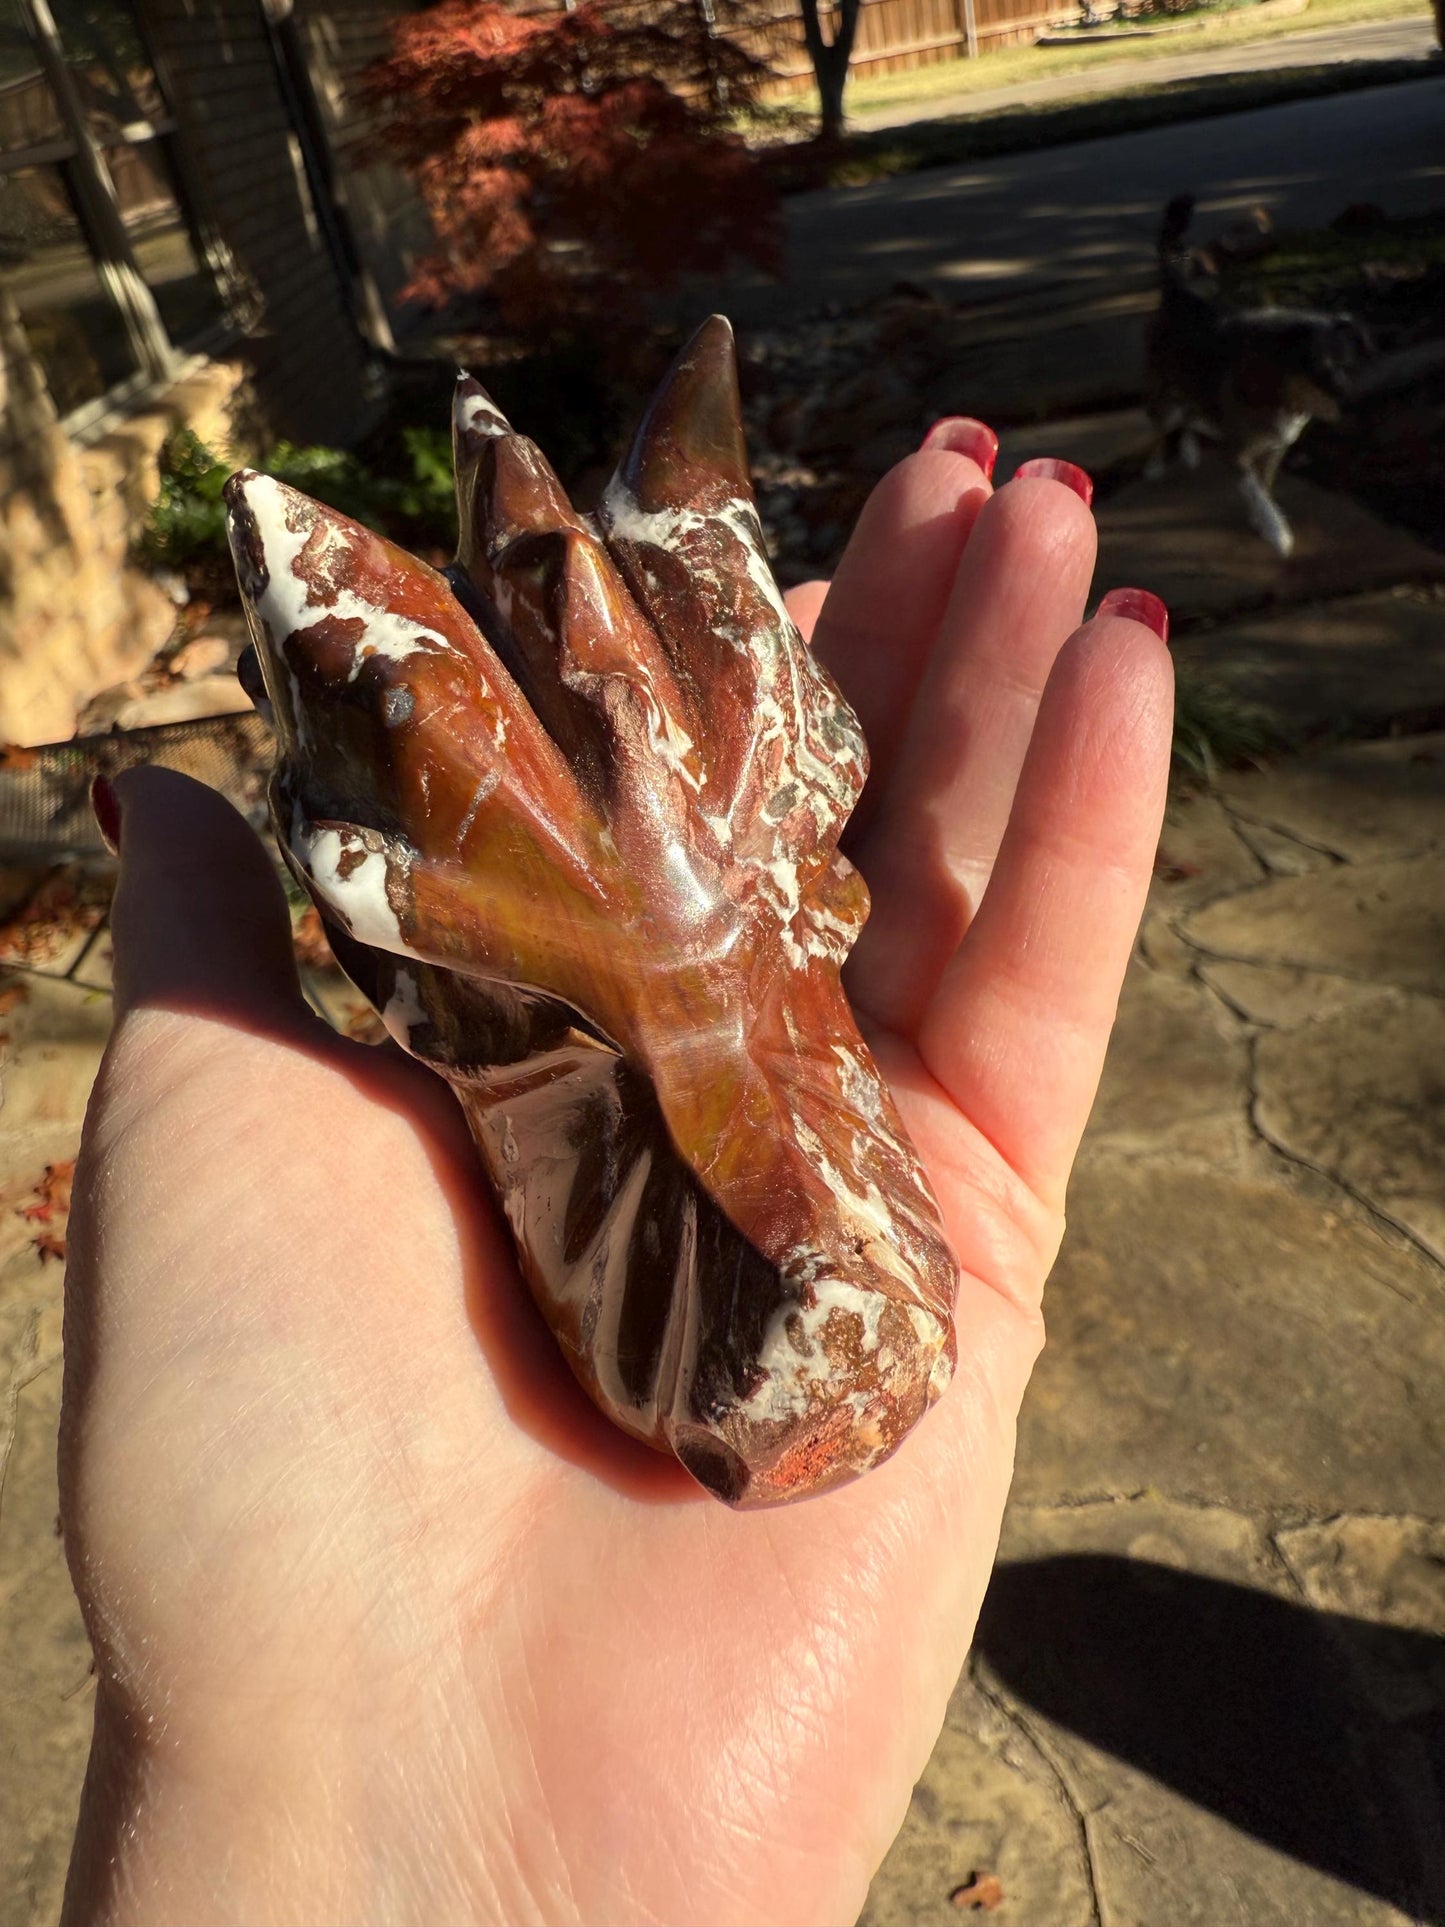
[0,0,225,425]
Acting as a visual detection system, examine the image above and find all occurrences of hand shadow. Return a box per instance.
[974,1555,1445,1921]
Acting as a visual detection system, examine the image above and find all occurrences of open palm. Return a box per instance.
[60,438,1171,1927]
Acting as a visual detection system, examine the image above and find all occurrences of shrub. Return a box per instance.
[358,0,783,346]
[140,427,458,571]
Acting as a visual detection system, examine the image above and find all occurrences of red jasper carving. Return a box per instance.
[226,316,958,1506]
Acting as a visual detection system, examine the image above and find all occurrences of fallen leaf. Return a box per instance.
[18,1158,75,1225]
[950,1872,1004,1910]
[1153,849,1203,883]
[0,868,109,969]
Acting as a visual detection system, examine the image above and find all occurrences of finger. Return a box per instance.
[846,471,1097,1035]
[918,610,1174,1208]
[104,766,308,1027]
[808,441,994,826]
[783,578,830,645]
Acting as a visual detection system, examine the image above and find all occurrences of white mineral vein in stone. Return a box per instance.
[236,471,457,687]
[456,384,511,439]
[382,967,428,1047]
[289,805,414,956]
[595,476,862,961]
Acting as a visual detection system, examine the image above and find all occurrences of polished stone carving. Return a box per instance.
[225,317,958,1506]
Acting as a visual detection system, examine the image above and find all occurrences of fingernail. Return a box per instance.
[1099,586,1169,643]
[921,416,998,478]
[1012,457,1094,507]
[91,773,121,856]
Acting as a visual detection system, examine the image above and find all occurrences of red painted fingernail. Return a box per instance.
[1099,586,1170,643]
[921,416,998,478]
[1012,456,1094,507]
[91,773,121,856]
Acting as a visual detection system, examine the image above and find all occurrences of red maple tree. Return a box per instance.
[359,0,783,341]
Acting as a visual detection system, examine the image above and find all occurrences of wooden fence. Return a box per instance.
[747,0,1077,95]
[511,0,1080,99]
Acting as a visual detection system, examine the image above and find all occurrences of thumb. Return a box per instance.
[101,766,307,1028]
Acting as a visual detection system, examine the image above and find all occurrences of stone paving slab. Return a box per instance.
[878,1494,1444,1926]
[1277,1514,1445,1639]
[1172,592,1445,741]
[858,1665,1095,1927]
[1016,1150,1445,1516]
[1255,989,1445,1263]
[1093,463,1445,624]
[1087,961,1252,1165]
[1151,791,1268,911]
[996,406,1154,483]
[1184,850,1445,997]
[1197,955,1386,1029]
[1219,729,1445,863]
[868,713,1445,1923]
[0,974,112,1171]
[0,1294,91,1927]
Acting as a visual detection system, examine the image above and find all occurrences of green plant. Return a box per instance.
[140,429,231,568]
[139,426,459,572]
[1171,666,1275,786]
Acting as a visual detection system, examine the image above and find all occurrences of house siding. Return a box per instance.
[294,0,436,332]
[137,0,383,446]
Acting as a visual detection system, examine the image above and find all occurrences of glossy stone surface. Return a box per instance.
[224,316,958,1506]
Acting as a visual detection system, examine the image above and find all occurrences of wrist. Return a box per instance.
[62,1680,552,1927]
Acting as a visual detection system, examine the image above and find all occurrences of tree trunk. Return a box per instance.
[797,0,862,141]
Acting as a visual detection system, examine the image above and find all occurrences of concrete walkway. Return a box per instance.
[852,12,1440,132]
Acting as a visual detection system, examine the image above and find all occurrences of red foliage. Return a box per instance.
[360,0,782,338]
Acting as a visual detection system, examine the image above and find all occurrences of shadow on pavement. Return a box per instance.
[975,1555,1445,1921]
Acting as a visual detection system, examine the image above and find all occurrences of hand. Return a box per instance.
[60,440,1171,1927]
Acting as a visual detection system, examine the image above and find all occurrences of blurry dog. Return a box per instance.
[1144,194,1372,557]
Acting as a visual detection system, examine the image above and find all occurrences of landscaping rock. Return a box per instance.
[112,675,254,730]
